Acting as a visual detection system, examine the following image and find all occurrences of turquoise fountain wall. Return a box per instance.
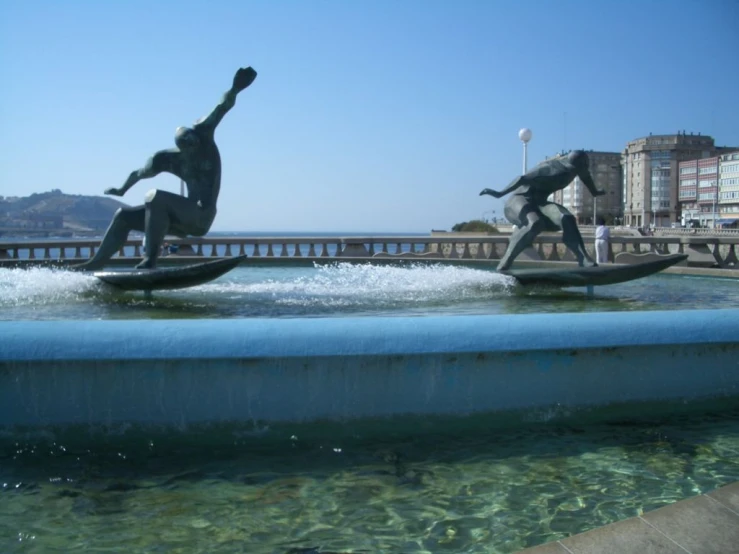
[1,310,738,428]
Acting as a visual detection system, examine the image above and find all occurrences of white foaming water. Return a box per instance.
[0,267,99,308]
[200,263,516,307]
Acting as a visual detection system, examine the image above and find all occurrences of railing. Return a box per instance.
[654,227,739,236]
[1,234,738,268]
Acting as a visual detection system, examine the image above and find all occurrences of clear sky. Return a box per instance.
[1,0,738,233]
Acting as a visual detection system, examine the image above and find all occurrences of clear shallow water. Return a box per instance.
[1,402,738,553]
[1,262,738,320]
[2,261,738,552]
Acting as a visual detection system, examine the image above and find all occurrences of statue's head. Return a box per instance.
[568,150,589,170]
[175,126,200,150]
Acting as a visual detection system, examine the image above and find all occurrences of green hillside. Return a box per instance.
[0,189,128,237]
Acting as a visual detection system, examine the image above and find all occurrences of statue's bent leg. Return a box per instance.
[136,190,169,269]
[539,203,596,268]
[561,214,597,267]
[136,190,212,269]
[72,206,145,271]
[497,215,546,271]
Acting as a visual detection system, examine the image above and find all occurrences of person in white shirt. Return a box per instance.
[595,217,610,264]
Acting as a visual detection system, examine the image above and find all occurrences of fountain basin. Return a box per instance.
[2,310,738,429]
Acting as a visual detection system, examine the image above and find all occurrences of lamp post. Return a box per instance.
[593,195,596,226]
[519,128,532,174]
[713,184,718,229]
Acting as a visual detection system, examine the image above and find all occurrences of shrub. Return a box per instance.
[451,220,499,233]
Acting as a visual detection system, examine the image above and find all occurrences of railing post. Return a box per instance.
[710,240,724,267]
[725,244,738,266]
[536,241,547,260]
[474,242,486,260]
[548,240,561,261]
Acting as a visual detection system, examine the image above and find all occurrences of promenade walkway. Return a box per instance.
[518,481,739,554]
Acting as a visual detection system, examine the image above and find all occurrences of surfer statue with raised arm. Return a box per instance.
[480,150,606,271]
[74,66,257,271]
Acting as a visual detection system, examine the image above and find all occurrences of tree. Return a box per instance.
[451,219,499,233]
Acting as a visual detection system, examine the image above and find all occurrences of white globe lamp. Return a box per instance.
[519,128,533,173]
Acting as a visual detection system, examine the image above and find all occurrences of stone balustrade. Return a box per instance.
[1,234,738,268]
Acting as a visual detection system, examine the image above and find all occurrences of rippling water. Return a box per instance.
[2,262,738,552]
[1,402,738,553]
[1,262,738,320]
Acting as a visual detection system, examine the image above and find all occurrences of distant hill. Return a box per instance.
[0,189,128,237]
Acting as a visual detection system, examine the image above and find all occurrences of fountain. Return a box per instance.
[1,68,738,554]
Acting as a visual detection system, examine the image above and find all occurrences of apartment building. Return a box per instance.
[678,157,720,227]
[718,151,739,226]
[621,133,716,228]
[551,151,622,224]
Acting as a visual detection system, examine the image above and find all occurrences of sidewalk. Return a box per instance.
[518,482,739,554]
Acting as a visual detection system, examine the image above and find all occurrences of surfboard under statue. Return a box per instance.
[500,253,688,287]
[93,255,246,291]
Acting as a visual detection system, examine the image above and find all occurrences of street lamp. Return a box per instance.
[593,195,596,226]
[713,184,718,229]
[519,128,532,174]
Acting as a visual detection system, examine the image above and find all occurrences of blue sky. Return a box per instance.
[1,0,738,232]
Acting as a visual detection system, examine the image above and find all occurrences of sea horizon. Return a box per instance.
[0,230,435,243]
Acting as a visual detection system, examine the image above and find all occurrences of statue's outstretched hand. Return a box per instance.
[105,187,124,197]
[233,67,257,92]
[480,188,502,198]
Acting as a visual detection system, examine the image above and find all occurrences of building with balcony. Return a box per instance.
[678,157,721,227]
[621,132,717,228]
[678,159,698,226]
[718,151,739,226]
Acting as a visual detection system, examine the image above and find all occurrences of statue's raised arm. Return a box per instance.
[73,65,257,273]
[195,67,257,134]
[480,176,525,199]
